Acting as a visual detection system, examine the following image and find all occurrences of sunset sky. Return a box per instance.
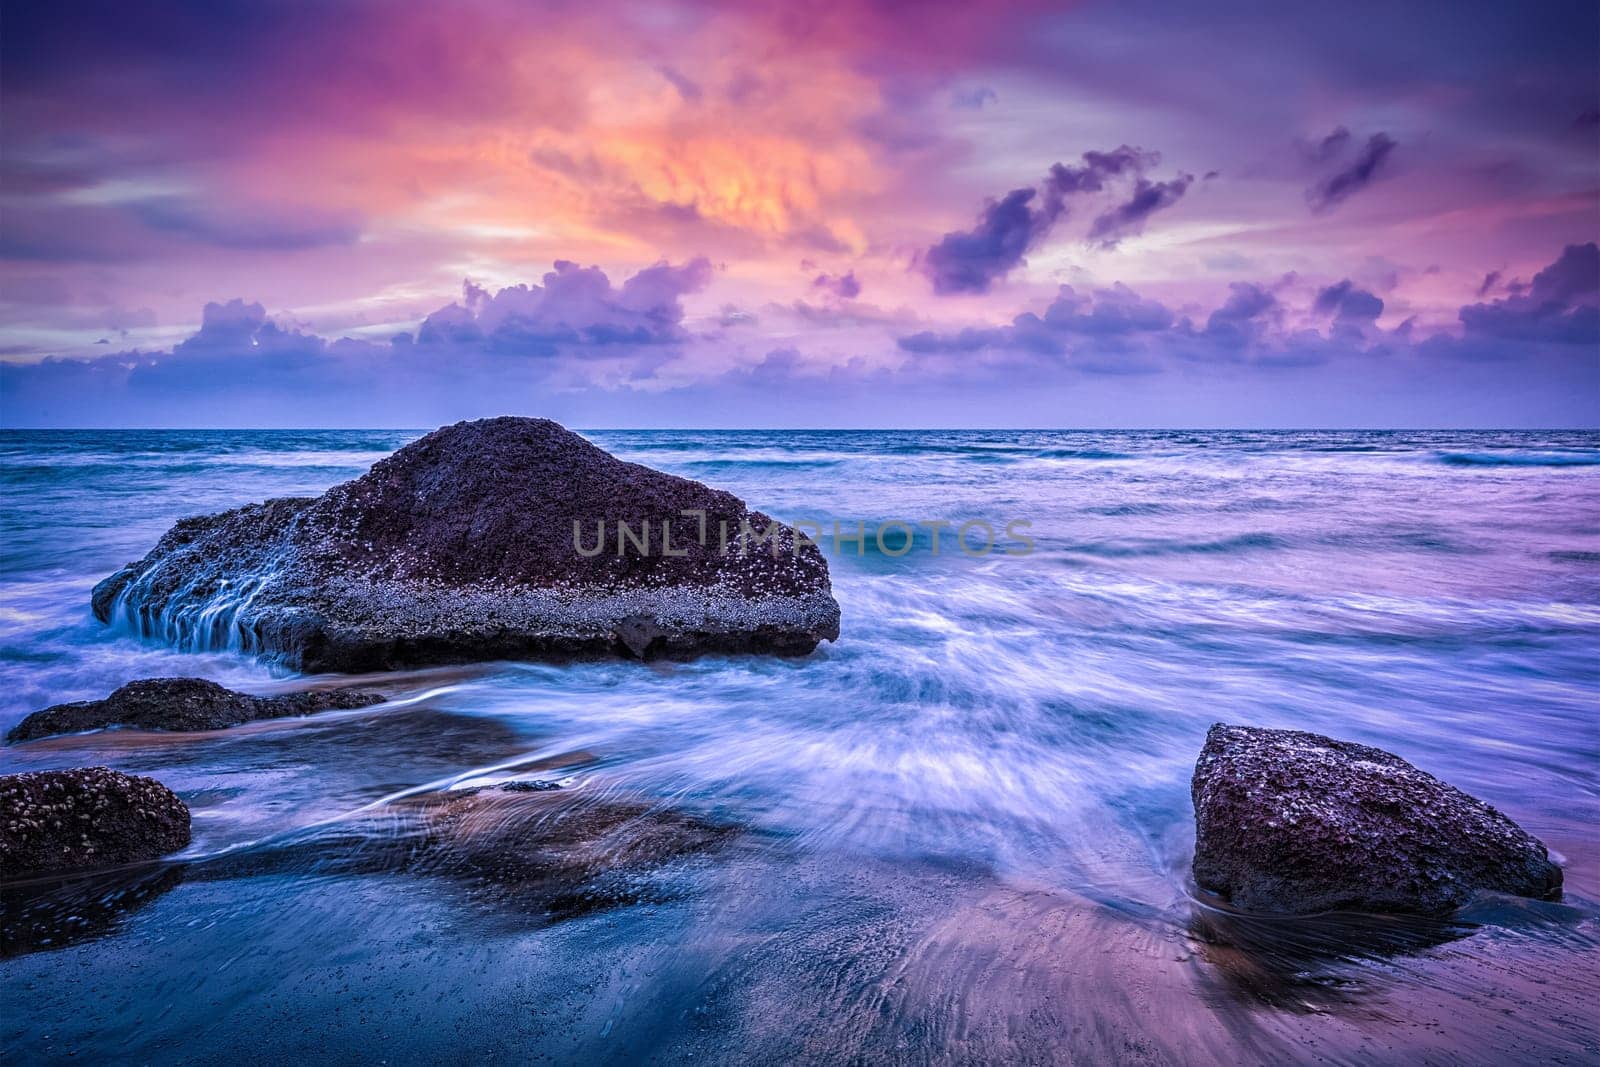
[2,0,1596,427]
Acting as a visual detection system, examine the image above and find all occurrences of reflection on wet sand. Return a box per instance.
[2,863,186,958]
[1187,897,1474,1012]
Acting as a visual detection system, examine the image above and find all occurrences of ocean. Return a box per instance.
[2,428,1598,1063]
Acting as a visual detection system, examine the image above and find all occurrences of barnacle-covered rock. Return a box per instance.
[1191,724,1563,914]
[0,768,191,877]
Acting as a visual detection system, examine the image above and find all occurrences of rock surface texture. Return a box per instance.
[0,768,191,877]
[6,677,385,743]
[1191,723,1563,915]
[91,417,841,670]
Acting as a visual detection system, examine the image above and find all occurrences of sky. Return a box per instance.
[1,0,1596,428]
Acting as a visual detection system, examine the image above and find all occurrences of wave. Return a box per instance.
[679,458,847,472]
[1437,451,1600,468]
[1064,532,1288,558]
[1037,449,1135,460]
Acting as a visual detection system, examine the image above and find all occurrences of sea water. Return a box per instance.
[1,429,1597,1062]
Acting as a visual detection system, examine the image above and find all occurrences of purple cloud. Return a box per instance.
[899,276,1293,364]
[416,257,713,352]
[921,188,1053,295]
[921,146,1157,294]
[897,326,1007,355]
[812,271,862,299]
[1307,132,1397,212]
[1043,284,1175,335]
[1206,282,1277,323]
[1301,126,1353,165]
[1088,173,1194,246]
[129,197,361,251]
[656,65,702,102]
[894,245,1598,386]
[950,86,998,110]
[899,283,1176,360]
[1458,242,1599,344]
[1313,280,1384,325]
[5,247,1598,428]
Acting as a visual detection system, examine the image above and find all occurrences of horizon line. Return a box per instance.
[3,425,1599,434]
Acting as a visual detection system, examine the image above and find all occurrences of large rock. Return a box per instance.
[91,417,841,671]
[1191,724,1562,915]
[6,677,385,743]
[0,768,191,877]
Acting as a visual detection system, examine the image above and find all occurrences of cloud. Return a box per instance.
[128,196,361,251]
[892,245,1600,389]
[812,270,862,299]
[1313,280,1384,325]
[950,86,998,110]
[921,188,1054,295]
[1043,284,1175,335]
[920,146,1160,294]
[174,299,325,356]
[1199,282,1281,350]
[897,274,1343,367]
[1206,282,1277,324]
[726,346,807,385]
[5,245,1599,428]
[1301,126,1353,165]
[899,282,1176,361]
[1043,146,1154,200]
[0,193,362,262]
[897,325,1011,355]
[1457,242,1599,344]
[1088,173,1194,246]
[1307,131,1397,212]
[0,203,166,262]
[657,65,703,102]
[0,256,724,424]
[415,257,713,352]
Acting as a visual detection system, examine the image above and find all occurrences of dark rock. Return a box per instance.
[1191,723,1563,914]
[6,677,385,743]
[92,417,841,671]
[0,767,191,878]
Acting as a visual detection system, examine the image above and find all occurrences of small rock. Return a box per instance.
[1191,723,1562,914]
[6,678,385,743]
[0,768,191,877]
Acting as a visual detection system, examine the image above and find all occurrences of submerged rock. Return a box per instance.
[393,786,736,910]
[6,677,385,743]
[204,783,736,919]
[92,417,841,671]
[1191,724,1563,915]
[0,767,191,877]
